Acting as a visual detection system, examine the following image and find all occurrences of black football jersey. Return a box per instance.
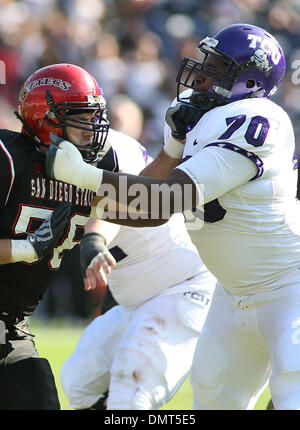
[0,130,117,317]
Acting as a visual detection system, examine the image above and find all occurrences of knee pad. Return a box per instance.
[270,371,300,410]
[270,322,300,410]
[273,327,300,374]
[107,375,156,410]
[190,329,226,404]
[108,348,167,410]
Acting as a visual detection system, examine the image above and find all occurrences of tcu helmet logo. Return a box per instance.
[247,34,281,65]
[250,49,272,75]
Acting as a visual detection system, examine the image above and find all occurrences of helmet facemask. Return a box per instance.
[44,91,109,163]
[177,39,277,111]
[176,40,238,110]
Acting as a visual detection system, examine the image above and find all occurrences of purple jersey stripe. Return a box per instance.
[293,148,298,170]
[109,245,127,262]
[139,145,149,165]
[203,141,264,180]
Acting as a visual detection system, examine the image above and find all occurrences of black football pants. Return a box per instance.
[0,318,60,410]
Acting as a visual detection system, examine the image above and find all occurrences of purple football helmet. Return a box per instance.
[176,23,286,110]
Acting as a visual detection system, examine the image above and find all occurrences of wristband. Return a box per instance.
[163,135,185,159]
[80,232,107,276]
[11,239,38,263]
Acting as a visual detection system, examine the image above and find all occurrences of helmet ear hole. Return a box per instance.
[246,79,256,88]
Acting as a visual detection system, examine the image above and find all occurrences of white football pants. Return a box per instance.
[191,272,300,410]
[60,274,214,409]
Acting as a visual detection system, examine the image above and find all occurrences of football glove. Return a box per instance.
[27,202,71,259]
[165,103,205,140]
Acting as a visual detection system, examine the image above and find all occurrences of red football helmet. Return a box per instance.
[17,63,109,163]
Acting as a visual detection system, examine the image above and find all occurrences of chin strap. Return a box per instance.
[14,110,48,148]
[244,89,266,99]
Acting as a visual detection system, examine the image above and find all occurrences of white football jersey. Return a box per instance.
[104,129,216,310]
[165,96,300,295]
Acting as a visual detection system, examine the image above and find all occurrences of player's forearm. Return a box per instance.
[91,169,197,225]
[0,239,13,264]
[46,136,198,224]
[84,217,120,245]
[0,239,37,264]
[139,148,182,179]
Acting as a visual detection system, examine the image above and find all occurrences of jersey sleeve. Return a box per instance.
[0,139,15,208]
[176,145,257,204]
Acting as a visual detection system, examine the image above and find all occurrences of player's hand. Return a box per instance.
[80,233,116,290]
[165,103,205,140]
[84,251,116,291]
[45,133,103,192]
[27,202,71,259]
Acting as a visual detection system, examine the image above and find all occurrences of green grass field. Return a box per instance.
[29,318,271,411]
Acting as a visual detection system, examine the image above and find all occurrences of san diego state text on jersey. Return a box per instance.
[0,129,96,317]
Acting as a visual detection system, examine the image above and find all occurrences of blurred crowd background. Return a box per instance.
[1,0,300,319]
[1,0,300,153]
